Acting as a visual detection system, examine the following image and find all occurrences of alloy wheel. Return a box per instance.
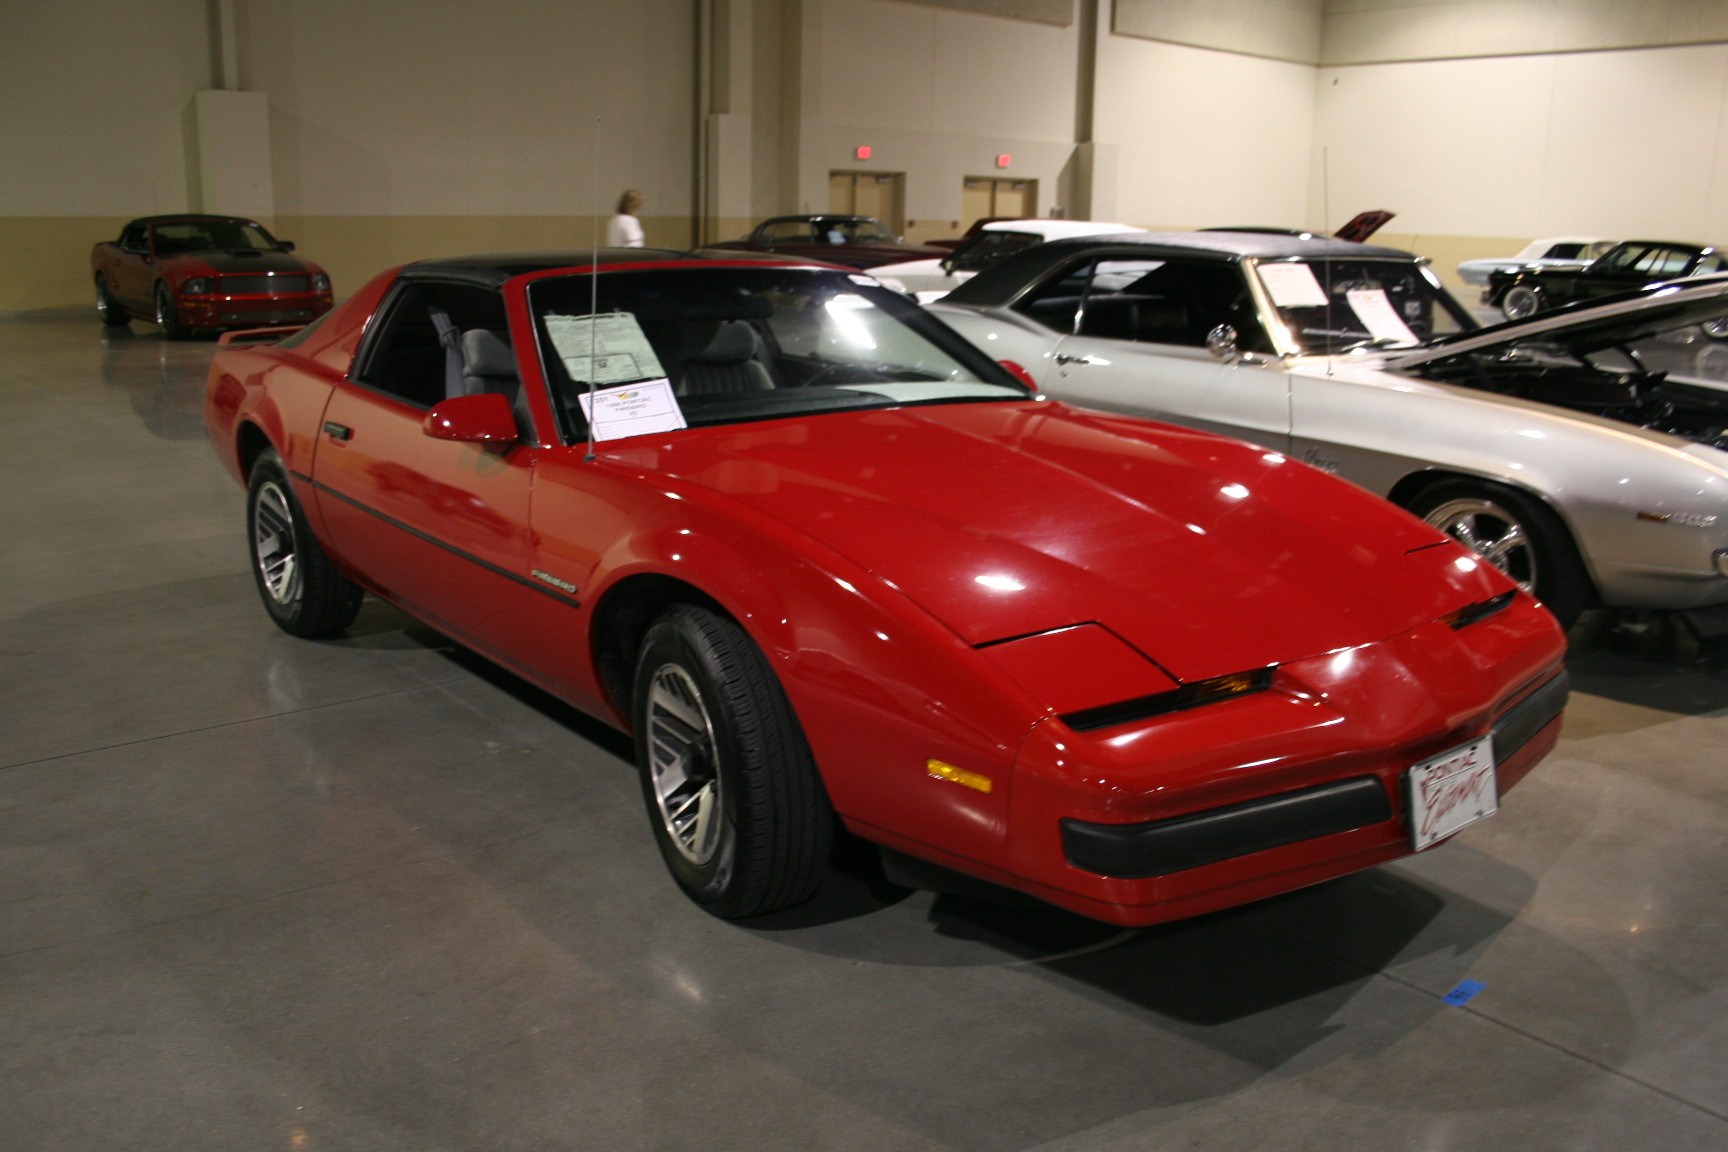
[252,480,302,606]
[1422,495,1537,594]
[644,663,724,865]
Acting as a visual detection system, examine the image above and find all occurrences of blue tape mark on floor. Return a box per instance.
[1443,979,1486,1006]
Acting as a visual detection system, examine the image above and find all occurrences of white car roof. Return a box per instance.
[979,219,1144,240]
[1512,236,1611,259]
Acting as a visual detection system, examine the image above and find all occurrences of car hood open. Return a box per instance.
[646,402,1510,683]
[1389,276,1728,369]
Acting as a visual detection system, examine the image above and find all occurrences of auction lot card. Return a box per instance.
[577,378,688,442]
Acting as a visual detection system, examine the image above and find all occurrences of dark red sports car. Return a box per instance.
[707,215,946,269]
[93,214,333,338]
[204,247,1567,926]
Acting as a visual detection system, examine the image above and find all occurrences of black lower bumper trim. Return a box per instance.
[1062,775,1393,880]
[1491,669,1569,765]
[1062,670,1569,881]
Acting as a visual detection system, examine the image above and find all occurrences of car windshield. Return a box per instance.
[1254,258,1475,353]
[529,267,1028,439]
[946,231,1044,273]
[809,218,896,244]
[153,220,279,254]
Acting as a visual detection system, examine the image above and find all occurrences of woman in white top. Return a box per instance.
[607,190,645,247]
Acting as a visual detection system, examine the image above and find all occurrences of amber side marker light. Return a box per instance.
[1441,590,1515,630]
[927,759,993,793]
[1059,668,1274,733]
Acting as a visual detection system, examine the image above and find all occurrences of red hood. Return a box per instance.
[632,402,1510,682]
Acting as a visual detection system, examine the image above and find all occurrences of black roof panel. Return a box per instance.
[944,230,1420,309]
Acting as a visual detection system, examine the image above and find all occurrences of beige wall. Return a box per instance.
[10,0,1728,311]
[1115,0,1323,64]
[793,0,1080,228]
[1,0,697,310]
[1313,43,1728,255]
[0,1,207,217]
[1324,0,1728,65]
[1097,36,1316,230]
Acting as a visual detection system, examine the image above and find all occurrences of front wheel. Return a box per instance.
[633,604,833,918]
[1411,480,1590,629]
[246,448,364,637]
[155,283,190,339]
[1500,283,1544,321]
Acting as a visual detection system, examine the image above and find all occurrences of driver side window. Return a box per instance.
[353,281,513,411]
[1014,255,1270,351]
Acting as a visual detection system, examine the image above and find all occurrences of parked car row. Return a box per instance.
[928,230,1728,629]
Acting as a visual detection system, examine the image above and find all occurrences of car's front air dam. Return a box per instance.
[1002,605,1566,927]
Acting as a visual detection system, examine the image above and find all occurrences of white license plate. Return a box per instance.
[1407,734,1498,850]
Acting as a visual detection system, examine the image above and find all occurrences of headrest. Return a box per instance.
[689,320,757,363]
[461,329,516,377]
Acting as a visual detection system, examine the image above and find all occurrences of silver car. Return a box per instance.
[930,232,1728,626]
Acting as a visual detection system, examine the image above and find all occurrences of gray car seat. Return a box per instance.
[460,328,532,438]
[678,320,774,395]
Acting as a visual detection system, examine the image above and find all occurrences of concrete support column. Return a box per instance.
[697,0,757,245]
[185,89,274,220]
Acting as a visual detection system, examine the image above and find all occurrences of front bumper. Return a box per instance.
[1059,668,1567,880]
[996,597,1567,926]
[177,293,333,330]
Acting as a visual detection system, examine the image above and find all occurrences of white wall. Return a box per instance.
[1097,36,1317,229]
[798,0,1079,225]
[1313,43,1728,241]
[240,0,694,219]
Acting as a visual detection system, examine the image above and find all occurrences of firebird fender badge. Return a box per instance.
[1299,446,1341,474]
[1637,510,1720,528]
[532,569,579,594]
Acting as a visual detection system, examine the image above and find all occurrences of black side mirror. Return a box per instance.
[278,240,296,252]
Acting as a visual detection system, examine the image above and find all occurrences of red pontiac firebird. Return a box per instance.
[204,248,1568,926]
[93,214,334,338]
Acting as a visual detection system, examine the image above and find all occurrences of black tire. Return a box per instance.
[154,282,190,339]
[1500,283,1544,321]
[632,604,834,918]
[95,276,129,326]
[246,448,364,637]
[1410,479,1591,629]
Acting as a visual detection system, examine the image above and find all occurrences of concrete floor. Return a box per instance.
[3,313,1727,1152]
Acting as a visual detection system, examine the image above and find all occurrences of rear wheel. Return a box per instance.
[246,448,364,637]
[633,604,833,918]
[1411,479,1590,629]
[155,282,190,339]
[1500,284,1544,321]
[95,276,129,326]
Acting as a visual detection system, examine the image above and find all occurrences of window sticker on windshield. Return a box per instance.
[848,274,880,286]
[576,378,688,442]
[544,312,667,385]
[1258,263,1330,307]
[1345,288,1418,346]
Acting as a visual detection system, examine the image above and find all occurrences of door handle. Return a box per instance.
[322,422,352,441]
[1054,353,1087,365]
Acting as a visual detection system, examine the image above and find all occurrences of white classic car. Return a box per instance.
[871,219,1144,302]
[1457,237,1617,286]
[930,231,1728,627]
